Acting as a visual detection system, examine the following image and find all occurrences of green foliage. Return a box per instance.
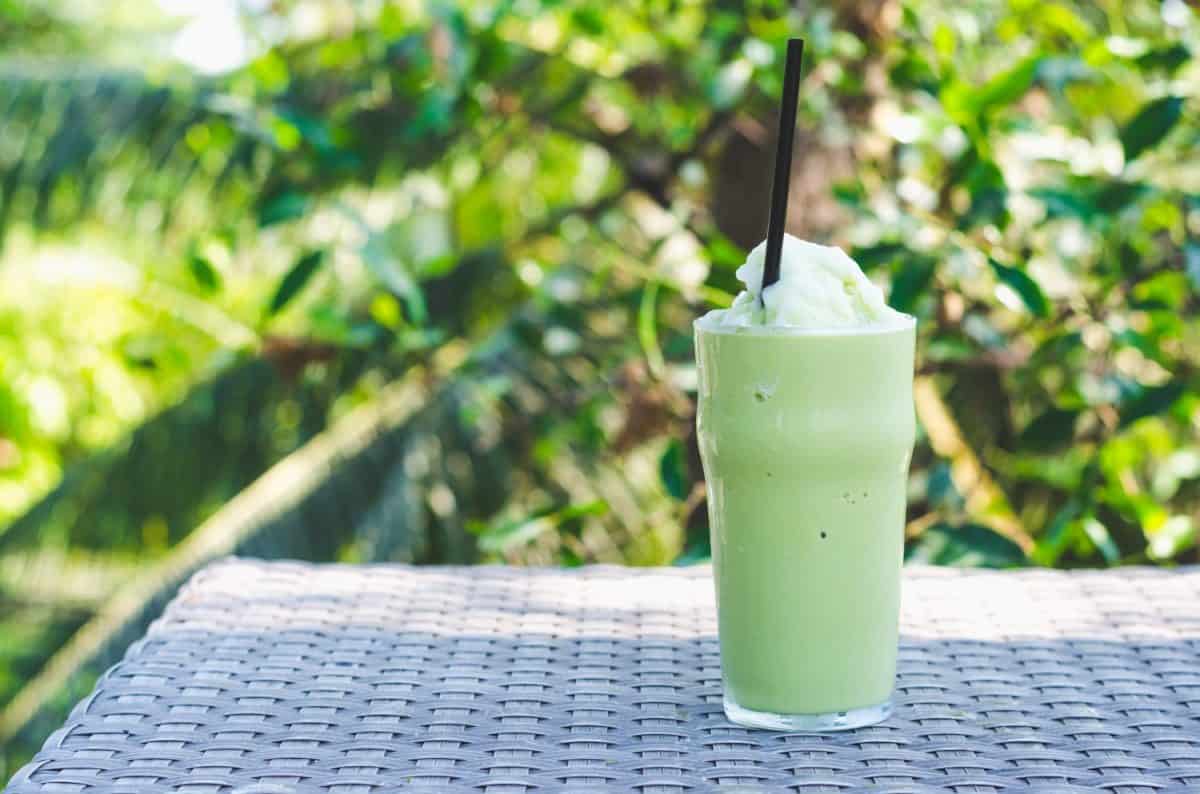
[186,250,222,293]
[0,3,1196,564]
[1120,95,1184,162]
[852,0,1200,568]
[965,55,1042,118]
[659,439,690,502]
[0,605,88,707]
[989,260,1049,317]
[888,256,937,313]
[267,250,325,316]
[905,523,1028,568]
[472,500,609,555]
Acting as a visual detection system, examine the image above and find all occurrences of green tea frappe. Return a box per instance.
[696,234,916,730]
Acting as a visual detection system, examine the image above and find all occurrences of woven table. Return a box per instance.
[8,560,1200,793]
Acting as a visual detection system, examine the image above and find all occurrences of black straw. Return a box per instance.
[761,37,805,301]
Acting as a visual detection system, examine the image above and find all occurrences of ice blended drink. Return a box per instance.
[696,234,916,730]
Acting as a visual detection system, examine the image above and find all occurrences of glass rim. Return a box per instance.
[693,312,916,338]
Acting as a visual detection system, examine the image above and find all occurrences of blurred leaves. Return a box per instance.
[1019,408,1078,452]
[889,256,936,313]
[186,251,221,294]
[0,0,1189,578]
[267,250,325,316]
[905,523,1027,568]
[852,0,1199,570]
[1148,515,1196,561]
[659,439,688,501]
[1186,243,1200,291]
[1119,381,1186,428]
[1120,96,1184,163]
[361,233,427,326]
[969,55,1042,117]
[259,193,311,228]
[1081,516,1120,565]
[990,260,1049,317]
[472,500,609,555]
[1137,44,1191,74]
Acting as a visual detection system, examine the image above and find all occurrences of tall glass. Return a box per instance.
[694,315,916,730]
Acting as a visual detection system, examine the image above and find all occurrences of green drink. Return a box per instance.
[695,284,915,730]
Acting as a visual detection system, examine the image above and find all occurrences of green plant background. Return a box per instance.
[1,0,1198,778]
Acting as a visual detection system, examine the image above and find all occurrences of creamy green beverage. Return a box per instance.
[696,234,916,730]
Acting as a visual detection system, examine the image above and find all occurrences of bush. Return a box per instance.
[0,0,1197,572]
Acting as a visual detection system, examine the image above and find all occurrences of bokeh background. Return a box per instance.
[1,0,1198,777]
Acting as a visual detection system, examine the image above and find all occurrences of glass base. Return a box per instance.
[723,695,892,732]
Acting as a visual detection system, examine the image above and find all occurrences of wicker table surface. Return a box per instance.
[8,559,1200,793]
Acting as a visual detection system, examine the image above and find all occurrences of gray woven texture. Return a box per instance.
[9,560,1200,793]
